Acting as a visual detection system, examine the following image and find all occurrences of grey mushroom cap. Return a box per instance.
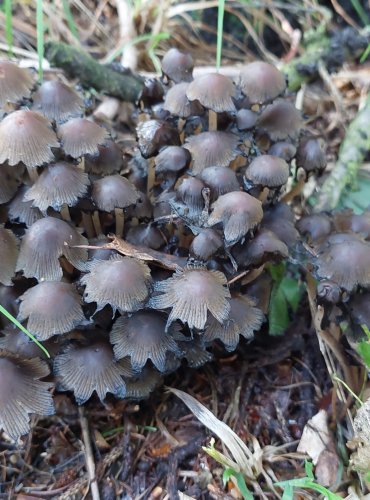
[190,229,223,261]
[163,82,204,118]
[155,145,191,174]
[199,166,240,200]
[0,61,34,107]
[85,140,125,175]
[161,48,194,83]
[57,118,108,158]
[32,80,83,122]
[296,137,327,174]
[256,99,302,141]
[237,61,286,104]
[0,164,20,204]
[8,186,43,227]
[0,226,18,286]
[245,155,289,188]
[91,174,140,212]
[186,73,236,113]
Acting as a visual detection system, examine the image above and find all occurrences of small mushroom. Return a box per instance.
[175,177,207,217]
[190,229,223,261]
[296,214,332,243]
[110,310,182,372]
[256,99,301,141]
[57,118,108,158]
[208,191,263,246]
[0,325,52,359]
[161,48,194,83]
[150,266,230,330]
[186,73,236,130]
[237,61,286,104]
[54,336,132,404]
[18,282,85,341]
[296,136,327,176]
[184,131,239,174]
[0,61,33,106]
[16,217,88,281]
[0,226,18,286]
[0,164,20,204]
[126,224,165,250]
[154,145,191,189]
[125,366,163,399]
[81,255,152,314]
[204,295,263,351]
[163,82,204,119]
[236,109,258,131]
[85,140,125,176]
[0,350,54,440]
[245,155,289,193]
[32,80,83,122]
[8,186,43,227]
[268,141,296,162]
[262,202,298,247]
[199,166,240,201]
[234,228,288,268]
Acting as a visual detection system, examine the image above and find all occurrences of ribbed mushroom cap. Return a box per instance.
[150,266,230,330]
[236,109,258,131]
[18,282,85,341]
[204,295,263,351]
[296,214,332,243]
[0,61,33,106]
[200,166,240,200]
[16,217,88,281]
[23,161,89,214]
[246,155,289,188]
[0,226,18,286]
[262,202,298,247]
[268,141,296,162]
[348,292,370,329]
[296,137,327,174]
[334,210,370,240]
[237,61,286,104]
[81,255,151,313]
[85,140,125,175]
[186,73,236,113]
[0,326,50,358]
[126,191,153,220]
[32,80,83,122]
[184,131,239,174]
[180,338,213,367]
[125,366,162,400]
[315,233,370,292]
[234,228,288,267]
[0,110,59,168]
[155,145,191,174]
[163,82,204,118]
[208,191,263,246]
[8,185,43,227]
[91,174,139,212]
[256,100,301,141]
[161,48,194,83]
[176,177,206,214]
[57,118,108,158]
[0,164,19,204]
[190,229,223,261]
[0,350,54,440]
[126,224,165,250]
[54,337,132,404]
[136,120,181,159]
[245,271,272,314]
[110,310,182,372]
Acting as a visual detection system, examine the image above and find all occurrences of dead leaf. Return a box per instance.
[297,409,331,464]
[350,398,370,474]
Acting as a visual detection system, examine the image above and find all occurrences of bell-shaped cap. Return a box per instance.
[110,310,182,371]
[18,282,85,340]
[234,228,288,268]
[85,140,125,175]
[136,119,181,158]
[208,191,263,246]
[186,73,236,113]
[126,224,165,250]
[237,61,286,104]
[0,350,54,440]
[0,110,59,168]
[204,295,263,351]
[184,131,239,174]
[32,80,83,122]
[91,174,139,212]
[16,217,88,281]
[155,145,191,174]
[0,226,18,286]
[163,82,204,118]
[268,141,296,162]
[262,202,298,247]
[125,366,162,399]
[161,48,194,83]
[8,185,43,227]
[176,177,206,215]
[58,118,108,158]
[0,325,51,359]
[296,214,332,243]
[150,266,230,330]
[315,233,370,292]
[296,136,326,174]
[54,336,131,404]
[190,229,223,261]
[23,161,89,214]
[81,255,152,313]
[200,166,240,201]
[236,109,257,131]
[0,61,33,106]
[0,164,20,204]
[246,154,289,188]
[256,99,301,141]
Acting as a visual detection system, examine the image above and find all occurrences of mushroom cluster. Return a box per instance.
[0,52,326,440]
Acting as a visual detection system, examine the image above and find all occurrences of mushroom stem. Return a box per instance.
[60,204,72,222]
[258,187,269,203]
[147,157,155,196]
[178,118,186,143]
[27,166,38,183]
[282,177,305,203]
[78,157,85,172]
[208,110,218,131]
[115,207,125,237]
[81,212,95,239]
[92,211,103,236]
[60,256,74,276]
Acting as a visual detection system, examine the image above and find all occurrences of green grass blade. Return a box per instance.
[4,0,13,55]
[0,304,50,358]
[349,0,370,26]
[61,0,78,39]
[360,43,370,63]
[216,0,226,71]
[36,0,44,80]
